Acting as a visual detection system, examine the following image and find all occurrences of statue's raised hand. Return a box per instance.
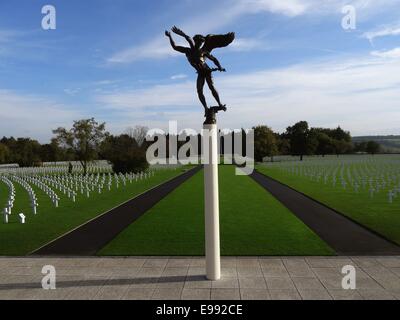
[165,30,171,37]
[172,26,186,37]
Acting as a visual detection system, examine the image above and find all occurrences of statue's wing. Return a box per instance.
[202,32,235,53]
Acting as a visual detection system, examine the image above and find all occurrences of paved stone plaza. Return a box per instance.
[0,256,400,300]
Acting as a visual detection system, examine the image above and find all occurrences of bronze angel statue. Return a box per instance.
[165,26,235,117]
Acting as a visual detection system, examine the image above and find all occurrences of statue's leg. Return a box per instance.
[197,74,207,113]
[206,74,223,107]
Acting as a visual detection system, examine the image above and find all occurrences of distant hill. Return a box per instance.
[353,135,400,153]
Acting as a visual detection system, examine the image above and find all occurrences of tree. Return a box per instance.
[284,121,314,161]
[101,134,148,174]
[2,137,42,167]
[276,134,290,155]
[253,125,278,162]
[353,141,367,153]
[53,118,108,174]
[0,143,10,164]
[331,126,351,142]
[125,125,149,147]
[311,129,335,157]
[39,138,72,162]
[333,139,352,156]
[306,129,319,156]
[366,140,381,155]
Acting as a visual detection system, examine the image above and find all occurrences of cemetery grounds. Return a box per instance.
[0,162,184,255]
[99,165,334,256]
[0,163,334,256]
[257,154,400,245]
[1,155,399,256]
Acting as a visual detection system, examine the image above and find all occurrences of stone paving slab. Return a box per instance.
[0,256,399,300]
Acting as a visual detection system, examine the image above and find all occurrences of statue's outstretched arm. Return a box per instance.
[205,52,224,71]
[165,31,188,53]
[172,26,194,49]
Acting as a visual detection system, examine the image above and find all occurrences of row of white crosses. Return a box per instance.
[1,176,16,223]
[56,171,155,196]
[268,155,400,205]
[22,176,60,207]
[11,176,38,215]
[39,176,77,202]
[1,167,156,224]
[0,161,113,176]
[1,176,28,224]
[113,171,154,188]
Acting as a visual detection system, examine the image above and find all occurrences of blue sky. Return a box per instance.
[0,0,399,142]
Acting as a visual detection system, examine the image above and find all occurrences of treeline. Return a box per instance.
[0,137,69,166]
[0,119,149,174]
[253,121,381,162]
[0,118,384,169]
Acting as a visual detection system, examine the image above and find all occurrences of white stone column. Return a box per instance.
[203,122,221,281]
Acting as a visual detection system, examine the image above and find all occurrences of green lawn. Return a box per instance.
[257,165,400,245]
[99,165,334,255]
[0,169,182,255]
[0,180,8,212]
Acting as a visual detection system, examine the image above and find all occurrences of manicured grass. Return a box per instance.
[99,166,334,255]
[0,169,183,255]
[257,165,400,245]
[0,181,8,212]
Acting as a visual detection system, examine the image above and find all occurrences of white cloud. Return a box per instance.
[106,0,316,64]
[107,0,400,64]
[171,74,188,80]
[63,88,81,96]
[96,54,400,136]
[0,30,24,57]
[0,90,83,142]
[371,47,400,59]
[362,23,400,43]
[239,0,308,16]
[229,38,267,52]
[96,82,195,110]
[107,38,179,63]
[0,30,19,43]
[107,2,240,64]
[232,0,308,17]
[92,80,120,86]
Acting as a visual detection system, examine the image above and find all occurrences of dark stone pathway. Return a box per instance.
[32,166,202,255]
[251,170,400,255]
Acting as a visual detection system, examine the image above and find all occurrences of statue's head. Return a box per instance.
[193,34,205,48]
